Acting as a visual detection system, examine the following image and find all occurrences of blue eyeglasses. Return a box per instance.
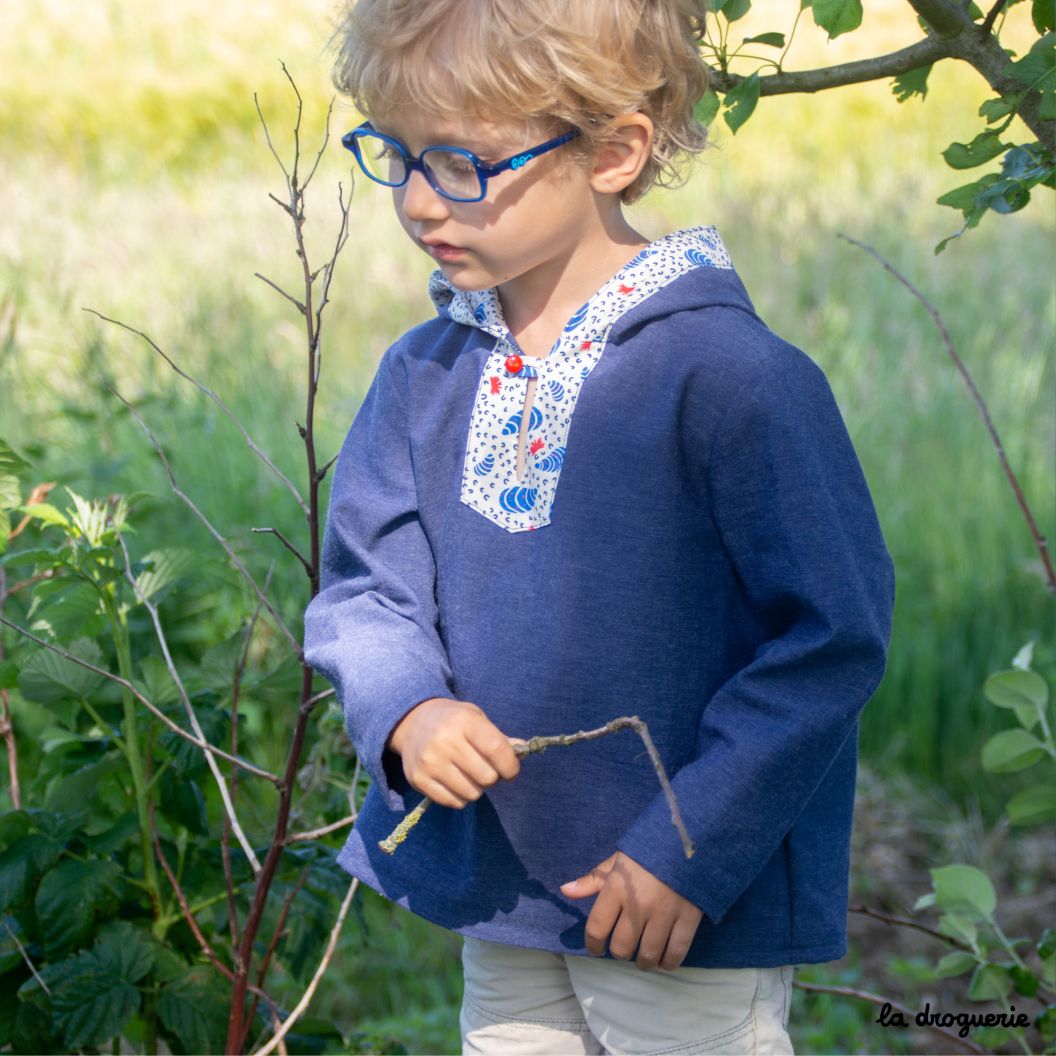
[341,120,582,203]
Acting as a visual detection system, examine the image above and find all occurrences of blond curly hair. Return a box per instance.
[328,0,712,204]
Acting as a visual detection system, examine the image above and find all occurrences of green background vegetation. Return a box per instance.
[1,0,1052,1052]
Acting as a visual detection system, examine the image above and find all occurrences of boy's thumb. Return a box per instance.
[560,871,600,897]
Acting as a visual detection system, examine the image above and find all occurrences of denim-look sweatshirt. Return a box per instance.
[303,226,896,968]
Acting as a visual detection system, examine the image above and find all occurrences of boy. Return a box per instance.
[303,0,896,1052]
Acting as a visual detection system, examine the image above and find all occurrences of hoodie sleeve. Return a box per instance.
[614,342,896,926]
[303,343,457,812]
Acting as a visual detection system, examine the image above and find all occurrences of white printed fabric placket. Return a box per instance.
[451,225,735,534]
[460,332,605,533]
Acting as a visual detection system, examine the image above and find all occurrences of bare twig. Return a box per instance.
[254,274,306,316]
[116,531,263,873]
[792,981,986,1055]
[379,716,695,858]
[0,568,19,811]
[250,877,360,1056]
[302,95,336,194]
[225,563,276,956]
[101,383,304,654]
[82,309,309,519]
[849,902,974,952]
[1,918,49,994]
[0,615,280,782]
[250,527,312,577]
[227,64,357,1054]
[149,797,284,1029]
[838,233,1055,594]
[305,687,335,709]
[285,814,357,844]
[254,92,292,197]
[238,869,309,1053]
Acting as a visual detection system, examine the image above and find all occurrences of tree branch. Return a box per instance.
[705,37,950,96]
[83,309,309,518]
[837,233,1054,593]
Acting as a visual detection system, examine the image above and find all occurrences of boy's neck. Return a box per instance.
[497,210,649,357]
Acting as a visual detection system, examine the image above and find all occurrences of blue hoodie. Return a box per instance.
[303,225,896,968]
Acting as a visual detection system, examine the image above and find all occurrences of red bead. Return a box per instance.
[505,353,524,374]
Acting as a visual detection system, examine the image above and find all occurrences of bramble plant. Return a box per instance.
[908,641,1056,1052]
[698,0,1055,252]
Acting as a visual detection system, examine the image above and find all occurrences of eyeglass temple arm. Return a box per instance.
[477,129,582,178]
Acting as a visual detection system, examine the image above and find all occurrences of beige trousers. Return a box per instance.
[460,935,795,1055]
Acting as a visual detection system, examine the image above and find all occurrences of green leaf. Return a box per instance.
[719,0,752,21]
[0,832,64,913]
[16,502,70,530]
[743,32,786,47]
[17,636,105,704]
[723,71,761,134]
[892,64,932,102]
[981,728,1046,772]
[35,858,125,958]
[44,754,125,813]
[937,173,1002,211]
[1011,964,1039,997]
[1038,927,1056,959]
[133,547,200,604]
[1037,1004,1056,1044]
[968,962,1013,1002]
[695,89,721,127]
[26,577,104,643]
[811,0,863,39]
[943,130,1009,169]
[1041,86,1056,119]
[984,667,1048,711]
[1035,0,1055,32]
[1006,784,1056,824]
[81,811,140,856]
[937,913,978,947]
[912,891,936,910]
[0,440,31,480]
[0,661,17,690]
[93,921,154,986]
[931,864,996,919]
[50,948,142,1049]
[137,655,181,707]
[0,544,68,571]
[1006,32,1056,91]
[979,92,1027,123]
[934,951,977,977]
[157,966,231,1056]
[158,769,208,835]
[0,507,8,556]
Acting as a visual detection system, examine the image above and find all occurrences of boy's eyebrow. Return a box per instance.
[373,122,508,158]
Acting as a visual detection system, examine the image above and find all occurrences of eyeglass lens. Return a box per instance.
[356,133,483,201]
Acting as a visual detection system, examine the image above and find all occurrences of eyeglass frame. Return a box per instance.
[341,120,583,203]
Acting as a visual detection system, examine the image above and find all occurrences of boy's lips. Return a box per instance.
[421,238,469,261]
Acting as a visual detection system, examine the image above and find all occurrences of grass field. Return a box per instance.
[2,1,1053,1052]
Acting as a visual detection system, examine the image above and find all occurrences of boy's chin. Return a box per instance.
[438,264,493,294]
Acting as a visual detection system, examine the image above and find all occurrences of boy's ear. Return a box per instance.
[588,112,654,196]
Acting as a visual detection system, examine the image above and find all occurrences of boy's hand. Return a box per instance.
[387,697,525,808]
[560,852,703,972]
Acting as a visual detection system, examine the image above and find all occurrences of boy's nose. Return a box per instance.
[397,168,451,222]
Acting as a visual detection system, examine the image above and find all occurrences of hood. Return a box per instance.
[427,225,757,352]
